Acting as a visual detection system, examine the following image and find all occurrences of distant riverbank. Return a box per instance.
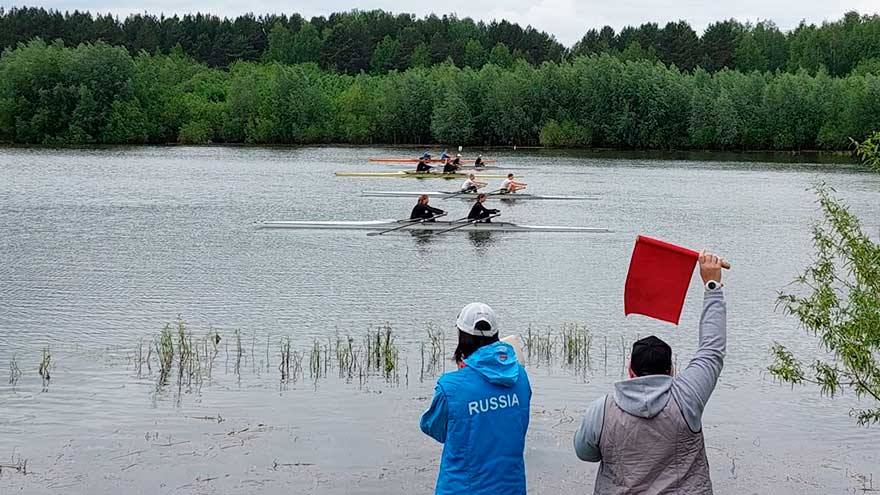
[2,40,879,153]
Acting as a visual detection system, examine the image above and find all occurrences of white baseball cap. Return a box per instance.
[456,302,498,337]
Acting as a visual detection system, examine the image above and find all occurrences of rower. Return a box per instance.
[443,158,461,174]
[452,154,462,166]
[411,195,445,222]
[440,149,450,161]
[499,173,527,194]
[420,152,432,161]
[474,155,484,168]
[416,158,434,173]
[460,173,487,193]
[468,193,500,223]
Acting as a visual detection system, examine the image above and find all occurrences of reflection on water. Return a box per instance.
[0,145,879,494]
[467,231,495,250]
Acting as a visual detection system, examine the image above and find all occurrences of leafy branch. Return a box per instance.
[770,184,880,426]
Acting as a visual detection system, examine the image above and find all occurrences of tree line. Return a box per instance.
[1,7,879,76]
[1,39,878,149]
[0,7,563,73]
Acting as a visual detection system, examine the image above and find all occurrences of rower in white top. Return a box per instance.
[461,173,488,193]
[498,173,527,194]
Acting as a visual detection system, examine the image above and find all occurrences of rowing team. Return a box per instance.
[461,173,526,194]
[411,194,500,223]
[416,153,485,172]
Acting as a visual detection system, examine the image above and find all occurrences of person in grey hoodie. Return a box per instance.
[574,251,727,494]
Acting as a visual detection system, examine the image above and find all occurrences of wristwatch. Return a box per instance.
[705,280,723,291]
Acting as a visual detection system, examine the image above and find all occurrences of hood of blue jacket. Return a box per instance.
[613,374,673,419]
[464,341,520,387]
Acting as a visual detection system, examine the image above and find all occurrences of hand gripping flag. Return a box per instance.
[624,235,700,325]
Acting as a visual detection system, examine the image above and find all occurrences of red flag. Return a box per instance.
[624,235,700,325]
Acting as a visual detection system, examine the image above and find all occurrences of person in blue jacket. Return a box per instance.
[420,302,532,495]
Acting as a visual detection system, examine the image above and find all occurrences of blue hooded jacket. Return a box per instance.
[420,341,531,495]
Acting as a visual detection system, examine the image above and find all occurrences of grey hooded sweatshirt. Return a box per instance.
[574,289,726,494]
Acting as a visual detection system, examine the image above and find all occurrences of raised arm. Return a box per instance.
[671,252,727,432]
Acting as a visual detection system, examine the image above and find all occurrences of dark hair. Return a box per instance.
[507,173,514,178]
[453,322,498,364]
[630,335,672,376]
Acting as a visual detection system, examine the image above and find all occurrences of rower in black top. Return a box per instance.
[467,193,499,223]
[411,195,445,222]
[442,158,460,174]
[452,154,462,166]
[474,155,484,168]
[416,158,433,173]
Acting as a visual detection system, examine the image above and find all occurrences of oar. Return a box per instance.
[442,186,500,201]
[367,213,447,236]
[428,213,501,236]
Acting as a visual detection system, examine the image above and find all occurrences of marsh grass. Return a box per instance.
[118,319,640,401]
[561,323,592,377]
[420,323,446,382]
[38,347,51,390]
[525,325,555,365]
[365,324,400,383]
[8,355,22,386]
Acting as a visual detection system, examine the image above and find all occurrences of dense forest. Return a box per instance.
[1,7,880,76]
[2,39,878,149]
[0,8,878,148]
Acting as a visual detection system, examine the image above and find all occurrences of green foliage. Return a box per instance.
[2,39,880,149]
[852,130,880,171]
[370,35,400,74]
[178,120,213,144]
[539,120,592,147]
[488,43,513,68]
[771,185,880,425]
[0,39,135,144]
[430,92,474,144]
[409,43,430,68]
[2,8,880,77]
[462,39,486,68]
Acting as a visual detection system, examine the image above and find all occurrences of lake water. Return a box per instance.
[1,146,879,494]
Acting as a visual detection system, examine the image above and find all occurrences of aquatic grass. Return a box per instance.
[156,324,174,386]
[365,324,400,383]
[525,324,556,365]
[133,339,145,378]
[309,338,331,380]
[233,329,243,376]
[126,318,641,402]
[38,347,51,389]
[561,323,593,377]
[420,323,446,381]
[8,355,22,386]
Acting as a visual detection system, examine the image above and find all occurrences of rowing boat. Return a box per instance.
[381,163,508,170]
[368,158,497,164]
[258,219,611,233]
[361,190,596,201]
[335,171,508,179]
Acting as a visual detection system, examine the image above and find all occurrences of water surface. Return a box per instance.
[1,146,879,494]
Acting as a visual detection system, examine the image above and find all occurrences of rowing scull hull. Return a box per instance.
[361,190,596,201]
[258,220,611,233]
[335,171,507,179]
[368,158,497,164]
